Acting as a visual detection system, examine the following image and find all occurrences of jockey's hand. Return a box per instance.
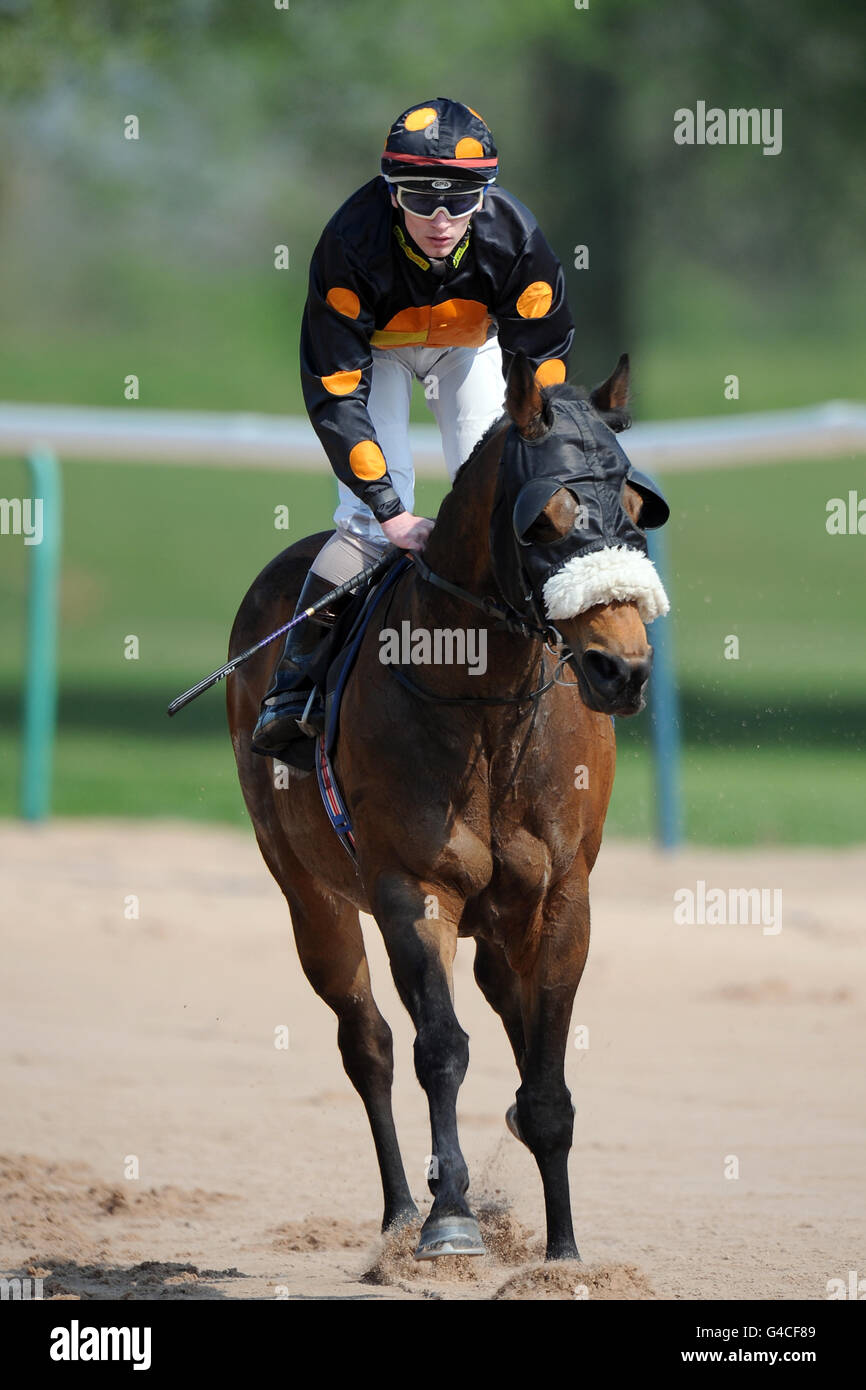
[380,512,434,552]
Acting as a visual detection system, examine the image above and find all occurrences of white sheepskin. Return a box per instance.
[542,546,670,624]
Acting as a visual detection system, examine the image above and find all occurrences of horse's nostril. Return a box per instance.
[631,658,652,689]
[581,649,652,703]
[581,649,630,691]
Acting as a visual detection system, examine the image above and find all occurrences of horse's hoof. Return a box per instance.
[413,1215,486,1260]
[505,1102,529,1148]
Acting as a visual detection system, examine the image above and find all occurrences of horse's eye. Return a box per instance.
[522,509,569,545]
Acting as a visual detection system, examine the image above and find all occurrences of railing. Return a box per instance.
[2,399,863,838]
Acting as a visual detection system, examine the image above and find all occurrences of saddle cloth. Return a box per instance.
[311,554,412,861]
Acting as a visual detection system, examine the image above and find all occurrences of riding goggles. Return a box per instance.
[394,183,485,220]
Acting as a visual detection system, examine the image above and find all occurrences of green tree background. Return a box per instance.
[1,0,863,413]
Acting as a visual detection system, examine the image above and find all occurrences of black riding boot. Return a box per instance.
[251,570,350,754]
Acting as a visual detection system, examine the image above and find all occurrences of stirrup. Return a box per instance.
[295,686,323,739]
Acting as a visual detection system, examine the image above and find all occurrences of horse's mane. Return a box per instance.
[546,380,632,435]
[449,380,631,490]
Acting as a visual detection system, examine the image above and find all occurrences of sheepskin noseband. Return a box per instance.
[489,395,670,627]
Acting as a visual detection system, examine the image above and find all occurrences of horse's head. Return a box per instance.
[492,351,670,717]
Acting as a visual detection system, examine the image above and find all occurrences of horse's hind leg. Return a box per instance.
[283,875,418,1232]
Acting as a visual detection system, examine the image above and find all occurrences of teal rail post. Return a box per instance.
[647,528,682,848]
[20,449,62,820]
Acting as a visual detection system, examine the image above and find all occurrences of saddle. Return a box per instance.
[270,553,411,774]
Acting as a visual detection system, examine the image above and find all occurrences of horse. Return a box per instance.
[226,350,670,1261]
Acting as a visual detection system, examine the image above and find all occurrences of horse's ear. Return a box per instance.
[590,353,630,418]
[505,349,547,438]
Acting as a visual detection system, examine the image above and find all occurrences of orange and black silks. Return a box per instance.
[300,177,575,523]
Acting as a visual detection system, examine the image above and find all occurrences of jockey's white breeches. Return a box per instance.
[312,335,505,587]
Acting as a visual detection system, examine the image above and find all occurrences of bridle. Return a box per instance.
[380,551,578,710]
[377,395,670,712]
[409,552,555,643]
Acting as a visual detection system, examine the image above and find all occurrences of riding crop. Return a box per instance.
[166,547,400,717]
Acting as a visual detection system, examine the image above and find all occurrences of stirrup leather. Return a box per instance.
[296,686,324,739]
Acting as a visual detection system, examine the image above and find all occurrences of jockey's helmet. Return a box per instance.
[381,98,499,192]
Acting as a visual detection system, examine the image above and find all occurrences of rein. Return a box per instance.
[380,552,577,710]
[408,553,551,642]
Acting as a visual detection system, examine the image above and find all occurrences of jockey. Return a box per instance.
[252,96,575,754]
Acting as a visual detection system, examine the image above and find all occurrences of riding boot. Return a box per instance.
[251,570,350,753]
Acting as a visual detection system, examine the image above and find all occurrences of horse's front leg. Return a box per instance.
[371,871,483,1260]
[515,871,592,1261]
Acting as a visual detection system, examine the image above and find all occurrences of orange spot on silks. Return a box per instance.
[369,306,431,346]
[370,300,491,349]
[427,298,490,347]
[466,107,486,124]
[535,358,567,387]
[455,137,484,159]
[516,281,554,319]
[404,107,438,131]
[326,287,361,319]
[349,441,387,480]
[321,369,362,395]
[383,306,431,336]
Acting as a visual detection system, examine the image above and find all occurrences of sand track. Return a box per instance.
[2,821,863,1300]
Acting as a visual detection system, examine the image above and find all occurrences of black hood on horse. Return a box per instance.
[489,390,670,630]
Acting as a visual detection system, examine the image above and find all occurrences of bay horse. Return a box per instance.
[226,351,669,1261]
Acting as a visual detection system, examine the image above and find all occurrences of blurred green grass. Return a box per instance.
[2,258,863,420]
[1,453,863,844]
[633,265,866,418]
